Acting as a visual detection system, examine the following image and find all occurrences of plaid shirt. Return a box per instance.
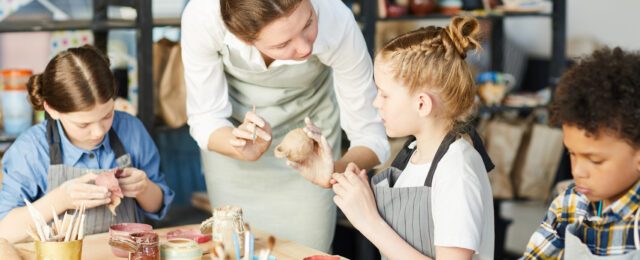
[522,180,640,259]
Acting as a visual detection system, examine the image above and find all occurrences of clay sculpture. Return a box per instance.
[95,169,124,216]
[274,128,314,163]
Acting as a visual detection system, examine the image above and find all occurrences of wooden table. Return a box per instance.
[14,224,334,259]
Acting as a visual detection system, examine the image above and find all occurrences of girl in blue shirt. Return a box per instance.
[0,45,174,243]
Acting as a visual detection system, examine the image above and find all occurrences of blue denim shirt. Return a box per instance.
[0,111,174,221]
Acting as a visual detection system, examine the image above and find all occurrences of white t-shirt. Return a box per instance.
[180,0,389,163]
[393,138,494,260]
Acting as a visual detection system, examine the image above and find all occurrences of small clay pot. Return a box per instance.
[410,0,437,15]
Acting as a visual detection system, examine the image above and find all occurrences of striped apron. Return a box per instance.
[45,118,137,235]
[372,129,494,258]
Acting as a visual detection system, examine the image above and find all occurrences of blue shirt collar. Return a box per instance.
[55,120,110,166]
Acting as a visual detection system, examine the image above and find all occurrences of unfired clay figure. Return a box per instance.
[274,128,315,163]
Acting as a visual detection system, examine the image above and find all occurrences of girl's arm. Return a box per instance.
[0,173,110,243]
[332,165,474,260]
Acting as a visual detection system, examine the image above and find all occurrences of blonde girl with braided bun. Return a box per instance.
[314,16,496,259]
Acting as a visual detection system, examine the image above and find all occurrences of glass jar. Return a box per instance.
[201,205,245,259]
[129,231,160,260]
[1,69,33,135]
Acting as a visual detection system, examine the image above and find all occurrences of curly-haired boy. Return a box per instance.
[522,47,640,259]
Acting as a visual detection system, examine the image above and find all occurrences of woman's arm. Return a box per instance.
[181,0,235,153]
[315,1,390,167]
[334,147,379,172]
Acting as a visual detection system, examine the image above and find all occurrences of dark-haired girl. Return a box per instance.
[0,45,174,243]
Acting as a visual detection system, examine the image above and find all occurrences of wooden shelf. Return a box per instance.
[377,12,551,22]
[0,18,180,33]
[478,105,547,114]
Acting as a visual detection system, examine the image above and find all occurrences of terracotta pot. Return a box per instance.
[410,0,437,15]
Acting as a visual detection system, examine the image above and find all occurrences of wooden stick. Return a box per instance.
[23,199,45,241]
[71,204,85,241]
[78,213,86,240]
[60,213,70,240]
[64,207,77,242]
[51,206,61,234]
[26,225,39,241]
[78,203,87,240]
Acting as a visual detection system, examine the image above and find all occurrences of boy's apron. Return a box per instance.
[45,118,137,235]
[200,44,341,251]
[371,129,494,258]
[564,208,640,259]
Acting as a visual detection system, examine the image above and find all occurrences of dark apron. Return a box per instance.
[372,129,494,258]
[45,118,137,235]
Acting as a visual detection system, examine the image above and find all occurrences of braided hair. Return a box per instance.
[377,16,481,130]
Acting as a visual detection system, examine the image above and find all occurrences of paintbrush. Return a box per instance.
[213,242,227,260]
[257,249,267,260]
[232,231,241,260]
[243,224,252,260]
[263,236,275,260]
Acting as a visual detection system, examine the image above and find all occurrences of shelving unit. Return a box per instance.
[0,0,178,132]
[360,0,567,87]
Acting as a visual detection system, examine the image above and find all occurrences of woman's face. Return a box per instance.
[48,100,115,150]
[252,0,319,61]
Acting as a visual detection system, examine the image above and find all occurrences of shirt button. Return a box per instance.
[88,153,95,159]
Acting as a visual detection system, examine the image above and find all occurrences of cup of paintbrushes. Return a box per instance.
[35,239,83,260]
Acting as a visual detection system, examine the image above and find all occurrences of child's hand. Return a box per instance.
[117,168,150,198]
[286,117,334,188]
[230,110,273,161]
[332,163,380,232]
[57,172,111,210]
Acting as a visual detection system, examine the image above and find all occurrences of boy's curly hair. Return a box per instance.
[551,47,640,147]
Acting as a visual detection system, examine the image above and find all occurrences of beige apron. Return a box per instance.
[201,44,341,252]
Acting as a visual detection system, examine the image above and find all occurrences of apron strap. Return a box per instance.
[390,136,417,171]
[46,118,64,165]
[468,128,495,173]
[108,129,128,160]
[46,117,129,165]
[424,128,495,187]
[424,132,458,187]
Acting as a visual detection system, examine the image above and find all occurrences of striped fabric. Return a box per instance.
[47,158,137,235]
[522,181,640,259]
[372,167,436,258]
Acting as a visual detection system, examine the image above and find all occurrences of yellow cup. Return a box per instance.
[35,240,82,260]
